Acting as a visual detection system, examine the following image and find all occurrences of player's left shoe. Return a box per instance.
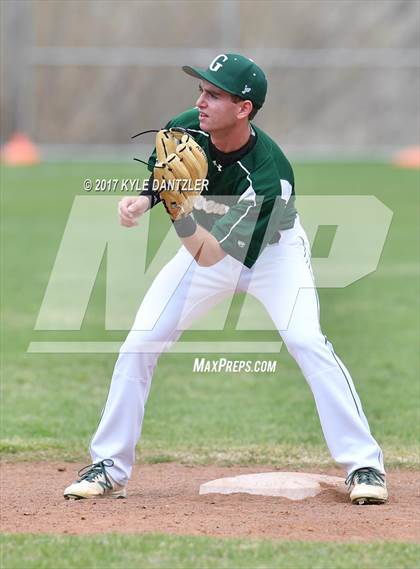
[63,459,126,500]
[346,467,388,505]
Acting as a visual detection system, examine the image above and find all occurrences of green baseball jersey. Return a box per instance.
[148,107,297,268]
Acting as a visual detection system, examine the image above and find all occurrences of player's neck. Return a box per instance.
[210,122,251,154]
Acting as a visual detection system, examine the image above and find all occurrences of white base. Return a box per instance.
[199,472,345,501]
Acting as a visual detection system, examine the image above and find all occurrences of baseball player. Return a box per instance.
[64,54,388,505]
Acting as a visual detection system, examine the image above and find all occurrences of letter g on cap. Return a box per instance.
[209,54,228,72]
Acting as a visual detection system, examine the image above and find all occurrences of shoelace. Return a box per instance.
[77,459,115,490]
[345,467,385,488]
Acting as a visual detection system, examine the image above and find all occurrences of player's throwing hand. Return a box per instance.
[118,196,150,227]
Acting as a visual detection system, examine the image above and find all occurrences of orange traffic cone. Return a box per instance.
[392,146,420,169]
[1,132,41,166]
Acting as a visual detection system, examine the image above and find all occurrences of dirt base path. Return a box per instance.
[1,462,419,542]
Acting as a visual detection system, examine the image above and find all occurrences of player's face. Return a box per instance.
[195,80,242,133]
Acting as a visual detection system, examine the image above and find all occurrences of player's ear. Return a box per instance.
[237,100,253,120]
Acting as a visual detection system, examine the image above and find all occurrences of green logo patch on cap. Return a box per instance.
[183,53,267,109]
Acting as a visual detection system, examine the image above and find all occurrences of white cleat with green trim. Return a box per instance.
[64,459,126,500]
[346,467,388,505]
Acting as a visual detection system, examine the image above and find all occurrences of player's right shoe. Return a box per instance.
[63,459,126,500]
[346,467,388,505]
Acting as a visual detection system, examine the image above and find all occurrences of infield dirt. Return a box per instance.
[1,462,418,542]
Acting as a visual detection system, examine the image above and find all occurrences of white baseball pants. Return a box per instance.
[90,219,385,485]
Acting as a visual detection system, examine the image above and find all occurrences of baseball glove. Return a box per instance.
[153,128,208,221]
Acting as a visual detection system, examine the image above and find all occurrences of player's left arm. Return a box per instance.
[150,127,225,265]
[177,223,226,267]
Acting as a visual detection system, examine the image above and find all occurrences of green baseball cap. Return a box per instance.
[183,53,267,109]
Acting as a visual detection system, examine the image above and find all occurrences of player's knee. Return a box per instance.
[283,330,323,357]
[120,333,159,357]
[119,328,174,358]
[114,333,161,380]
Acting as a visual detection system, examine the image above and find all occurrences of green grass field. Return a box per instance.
[1,161,419,567]
[2,534,419,569]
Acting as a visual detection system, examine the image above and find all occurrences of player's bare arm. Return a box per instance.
[178,223,226,266]
[118,191,224,265]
